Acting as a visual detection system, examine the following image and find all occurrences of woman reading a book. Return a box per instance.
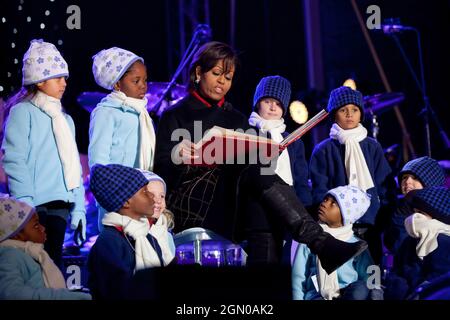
[154,41,367,274]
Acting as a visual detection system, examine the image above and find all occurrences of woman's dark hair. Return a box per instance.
[188,41,239,90]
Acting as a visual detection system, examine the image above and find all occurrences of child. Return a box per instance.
[309,86,392,262]
[89,47,156,231]
[0,195,91,299]
[384,156,445,253]
[385,186,450,299]
[245,75,311,264]
[248,75,311,206]
[2,39,87,268]
[87,164,175,300]
[292,185,378,300]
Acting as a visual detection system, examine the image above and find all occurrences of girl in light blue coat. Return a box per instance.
[2,39,86,268]
[89,47,156,230]
[292,185,381,300]
[0,196,90,300]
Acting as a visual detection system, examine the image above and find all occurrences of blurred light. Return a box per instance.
[18,5,23,11]
[7,72,12,78]
[40,23,45,29]
[1,17,6,23]
[14,59,18,64]
[26,16,31,22]
[289,101,309,125]
[11,42,15,48]
[45,10,51,16]
[57,39,63,45]
[343,78,357,90]
[0,86,4,92]
[13,28,18,34]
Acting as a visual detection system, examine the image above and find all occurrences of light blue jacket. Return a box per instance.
[88,95,143,169]
[1,100,86,218]
[0,247,91,300]
[292,234,374,300]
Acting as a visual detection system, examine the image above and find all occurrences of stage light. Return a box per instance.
[13,59,18,64]
[45,10,51,16]
[343,78,357,90]
[0,86,4,92]
[289,100,309,124]
[11,42,15,48]
[2,17,6,23]
[58,39,63,45]
[26,16,31,22]
[13,28,18,34]
[40,23,45,29]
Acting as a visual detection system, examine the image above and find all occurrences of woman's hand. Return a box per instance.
[173,139,200,164]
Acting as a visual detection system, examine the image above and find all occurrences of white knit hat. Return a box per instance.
[22,39,69,86]
[0,194,35,242]
[92,47,144,90]
[326,185,371,225]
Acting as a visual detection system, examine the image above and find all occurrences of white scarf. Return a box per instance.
[31,91,81,190]
[0,239,67,289]
[330,123,374,192]
[248,112,293,185]
[102,212,173,271]
[108,91,156,171]
[404,213,450,259]
[317,223,355,300]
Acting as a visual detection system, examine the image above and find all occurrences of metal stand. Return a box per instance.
[152,24,211,116]
[389,26,450,156]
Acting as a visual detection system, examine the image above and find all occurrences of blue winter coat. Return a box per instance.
[292,234,374,300]
[88,95,154,169]
[87,226,164,300]
[309,137,392,225]
[282,132,312,206]
[0,246,90,300]
[1,100,85,218]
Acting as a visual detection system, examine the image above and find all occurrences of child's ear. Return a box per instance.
[113,82,120,91]
[36,81,44,88]
[122,199,131,209]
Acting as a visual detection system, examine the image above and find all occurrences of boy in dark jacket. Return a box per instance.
[87,164,175,299]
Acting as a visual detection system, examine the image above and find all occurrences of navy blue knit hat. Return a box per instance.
[406,186,450,224]
[253,76,291,113]
[327,86,365,121]
[90,164,166,212]
[399,157,445,188]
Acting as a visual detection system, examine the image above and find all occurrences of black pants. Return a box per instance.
[36,202,70,270]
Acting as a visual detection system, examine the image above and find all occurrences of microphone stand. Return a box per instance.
[152,25,211,117]
[389,28,450,157]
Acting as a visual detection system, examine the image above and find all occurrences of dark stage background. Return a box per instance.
[1,0,449,163]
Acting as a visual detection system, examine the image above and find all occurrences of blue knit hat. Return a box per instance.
[90,164,166,212]
[326,185,371,225]
[405,186,450,224]
[399,157,445,188]
[253,76,291,114]
[327,86,365,121]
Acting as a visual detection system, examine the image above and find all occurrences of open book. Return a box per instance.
[187,109,328,166]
